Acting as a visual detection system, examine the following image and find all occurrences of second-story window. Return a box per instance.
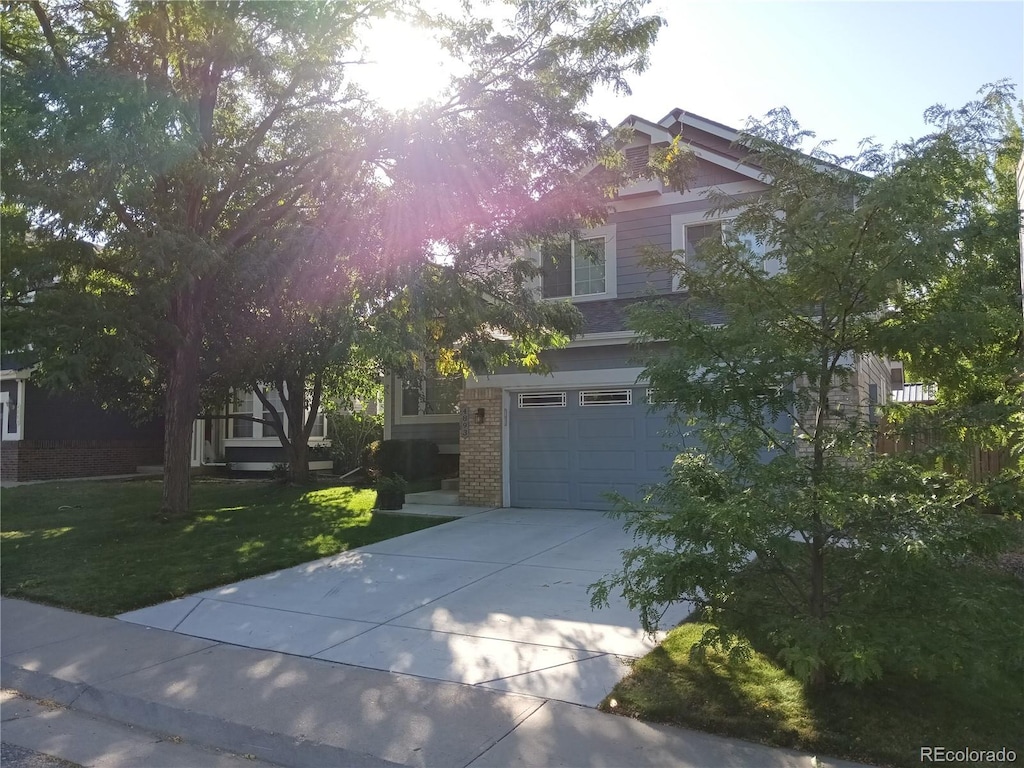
[683,222,723,275]
[542,236,608,299]
[672,216,772,291]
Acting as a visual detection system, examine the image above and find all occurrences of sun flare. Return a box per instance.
[356,16,457,111]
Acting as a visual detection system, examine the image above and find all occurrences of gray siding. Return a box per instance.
[390,421,460,447]
[487,342,668,377]
[687,157,750,188]
[683,130,747,162]
[540,344,645,372]
[613,207,674,297]
[613,184,761,300]
[22,383,163,442]
[385,373,461,448]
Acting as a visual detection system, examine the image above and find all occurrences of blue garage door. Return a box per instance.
[509,387,685,510]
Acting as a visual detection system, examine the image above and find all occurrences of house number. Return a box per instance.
[460,409,471,438]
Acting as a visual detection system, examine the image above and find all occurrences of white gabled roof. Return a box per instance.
[658,108,743,144]
[619,115,674,145]
[616,109,768,183]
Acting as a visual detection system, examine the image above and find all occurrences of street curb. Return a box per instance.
[1,660,403,768]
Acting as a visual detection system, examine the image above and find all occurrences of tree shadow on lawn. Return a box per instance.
[605,584,1023,768]
[0,480,449,616]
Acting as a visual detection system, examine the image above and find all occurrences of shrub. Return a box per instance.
[375,473,407,511]
[328,412,383,474]
[375,474,408,493]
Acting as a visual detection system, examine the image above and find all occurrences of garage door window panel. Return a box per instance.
[580,389,632,406]
[518,392,567,408]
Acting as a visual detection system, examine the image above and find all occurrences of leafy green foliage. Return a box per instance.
[591,86,1021,688]
[605,587,1024,768]
[2,0,663,512]
[327,411,384,475]
[878,85,1023,407]
[2,1,400,514]
[875,83,1024,478]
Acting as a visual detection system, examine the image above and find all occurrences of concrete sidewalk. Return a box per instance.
[1,598,869,768]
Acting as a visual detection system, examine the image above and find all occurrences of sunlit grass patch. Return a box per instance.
[0,479,452,615]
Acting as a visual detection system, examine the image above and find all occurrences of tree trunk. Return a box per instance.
[285,374,312,485]
[160,289,205,519]
[805,352,832,689]
[287,435,311,485]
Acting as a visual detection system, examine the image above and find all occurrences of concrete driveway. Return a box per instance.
[118,508,692,707]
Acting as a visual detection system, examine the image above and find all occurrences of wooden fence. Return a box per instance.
[874,426,1013,482]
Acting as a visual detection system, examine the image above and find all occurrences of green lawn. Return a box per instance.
[602,566,1024,768]
[0,478,453,616]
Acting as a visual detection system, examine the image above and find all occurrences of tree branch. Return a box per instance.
[30,1,69,73]
[0,39,30,65]
[251,382,291,450]
[107,195,140,233]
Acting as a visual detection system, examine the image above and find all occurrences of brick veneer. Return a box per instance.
[793,353,890,458]
[458,387,504,507]
[0,440,163,482]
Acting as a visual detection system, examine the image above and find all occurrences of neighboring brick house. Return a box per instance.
[0,357,331,481]
[0,357,163,482]
[382,108,895,509]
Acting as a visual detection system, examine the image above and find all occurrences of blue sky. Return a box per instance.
[357,1,1022,155]
[584,1,1023,154]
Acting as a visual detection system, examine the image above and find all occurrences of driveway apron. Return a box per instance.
[118,508,692,706]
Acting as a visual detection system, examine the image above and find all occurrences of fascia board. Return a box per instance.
[690,145,771,183]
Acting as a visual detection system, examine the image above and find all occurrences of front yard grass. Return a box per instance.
[0,478,453,616]
[602,561,1024,768]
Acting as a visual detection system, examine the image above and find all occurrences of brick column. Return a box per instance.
[458,387,504,507]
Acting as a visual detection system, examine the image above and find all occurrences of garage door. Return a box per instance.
[509,387,686,510]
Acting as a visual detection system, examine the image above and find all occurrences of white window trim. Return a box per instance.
[0,381,25,441]
[392,371,462,426]
[579,389,632,406]
[224,387,328,445]
[518,391,567,408]
[536,223,618,303]
[670,213,776,291]
[670,212,732,292]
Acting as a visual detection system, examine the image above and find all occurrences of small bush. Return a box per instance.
[363,439,438,481]
[328,413,383,474]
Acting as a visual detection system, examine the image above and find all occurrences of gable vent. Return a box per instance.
[624,146,650,177]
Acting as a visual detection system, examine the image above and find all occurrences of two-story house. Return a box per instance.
[382,109,893,510]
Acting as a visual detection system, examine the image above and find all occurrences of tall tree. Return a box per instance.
[877,83,1024,465]
[591,89,1019,688]
[2,1,661,514]
[2,1,389,516]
